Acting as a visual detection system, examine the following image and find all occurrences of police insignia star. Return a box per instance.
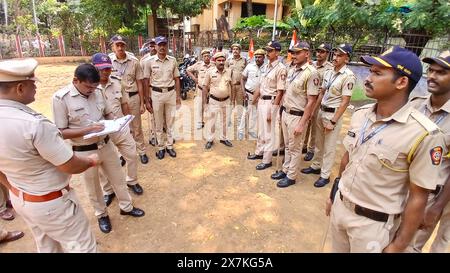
[430,146,443,165]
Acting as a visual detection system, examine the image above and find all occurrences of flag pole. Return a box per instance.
[271,0,278,41]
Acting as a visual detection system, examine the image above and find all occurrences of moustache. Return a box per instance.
[427,80,438,86]
[364,81,373,90]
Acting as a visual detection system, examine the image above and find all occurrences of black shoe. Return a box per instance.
[98,216,112,233]
[301,167,321,174]
[220,140,233,147]
[247,153,263,160]
[256,162,272,170]
[149,137,156,147]
[140,154,149,164]
[166,148,177,158]
[120,207,145,217]
[120,156,126,166]
[314,177,330,188]
[271,171,286,180]
[103,193,116,207]
[205,141,213,149]
[128,184,144,195]
[156,150,165,160]
[272,149,285,156]
[277,177,296,188]
[302,147,308,154]
[304,151,314,161]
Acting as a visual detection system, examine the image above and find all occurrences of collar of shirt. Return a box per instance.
[296,62,309,71]
[0,98,31,111]
[96,79,113,91]
[335,64,348,74]
[69,83,88,98]
[268,59,280,68]
[315,61,332,69]
[111,53,132,64]
[156,55,170,63]
[424,95,450,114]
[213,67,227,74]
[232,56,243,62]
[367,103,412,124]
[202,61,213,68]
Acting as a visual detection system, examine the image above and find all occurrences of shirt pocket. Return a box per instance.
[293,78,306,95]
[151,65,162,79]
[69,105,88,125]
[367,144,407,173]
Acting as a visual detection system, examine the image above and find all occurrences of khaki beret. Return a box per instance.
[0,58,38,82]
[201,49,211,56]
[213,52,226,60]
[231,43,241,50]
[254,49,266,56]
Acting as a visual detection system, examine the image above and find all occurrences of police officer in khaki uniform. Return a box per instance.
[303,43,334,161]
[52,64,145,234]
[187,49,214,130]
[327,46,447,253]
[143,36,181,160]
[239,49,266,140]
[0,58,98,252]
[247,41,287,171]
[270,42,320,188]
[140,38,158,147]
[90,53,144,207]
[301,44,356,187]
[407,50,450,253]
[226,44,247,129]
[109,35,148,164]
[203,52,233,149]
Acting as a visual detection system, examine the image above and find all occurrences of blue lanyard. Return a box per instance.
[422,105,448,125]
[288,69,302,84]
[359,117,395,146]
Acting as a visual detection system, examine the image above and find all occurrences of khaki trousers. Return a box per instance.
[147,112,156,140]
[76,141,133,218]
[128,93,146,155]
[304,106,320,153]
[255,100,278,164]
[205,98,229,142]
[100,130,138,195]
[152,90,176,151]
[10,189,97,253]
[330,193,400,253]
[282,112,307,180]
[0,183,8,213]
[194,87,204,127]
[407,192,450,253]
[311,109,343,179]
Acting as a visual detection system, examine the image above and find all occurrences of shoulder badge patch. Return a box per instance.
[281,74,286,81]
[347,131,356,138]
[347,82,354,90]
[430,146,443,165]
[313,78,320,86]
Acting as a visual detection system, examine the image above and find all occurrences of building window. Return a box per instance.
[241,3,267,17]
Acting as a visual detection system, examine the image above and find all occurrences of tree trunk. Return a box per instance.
[247,0,253,17]
[151,1,159,36]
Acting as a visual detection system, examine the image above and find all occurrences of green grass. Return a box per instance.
[351,86,368,101]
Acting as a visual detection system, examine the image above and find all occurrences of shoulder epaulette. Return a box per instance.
[408,95,428,103]
[410,108,440,134]
[53,86,71,100]
[355,103,374,112]
[110,75,121,81]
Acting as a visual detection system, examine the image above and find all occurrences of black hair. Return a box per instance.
[218,45,223,51]
[74,63,100,83]
[0,81,20,92]
[392,69,417,94]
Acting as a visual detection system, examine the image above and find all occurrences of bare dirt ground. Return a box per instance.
[0,63,439,253]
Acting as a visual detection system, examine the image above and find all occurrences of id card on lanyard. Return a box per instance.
[322,71,341,103]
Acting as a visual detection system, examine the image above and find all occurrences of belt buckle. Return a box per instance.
[162,88,168,93]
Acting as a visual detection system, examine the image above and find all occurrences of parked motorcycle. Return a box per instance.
[179,54,197,100]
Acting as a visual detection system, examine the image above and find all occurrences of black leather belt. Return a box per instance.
[261,95,274,100]
[431,185,443,195]
[210,94,229,102]
[152,86,175,93]
[283,107,304,117]
[72,135,109,152]
[339,192,399,223]
[245,88,254,95]
[320,105,336,113]
[128,91,138,97]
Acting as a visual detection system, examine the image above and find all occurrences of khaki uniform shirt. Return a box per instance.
[313,60,333,84]
[410,95,450,185]
[340,103,447,214]
[226,57,247,85]
[0,99,73,195]
[139,53,153,67]
[241,63,262,92]
[97,75,129,119]
[321,65,356,108]
[186,61,214,87]
[260,60,287,97]
[143,55,180,88]
[283,63,320,112]
[202,67,232,99]
[52,83,113,146]
[110,52,144,93]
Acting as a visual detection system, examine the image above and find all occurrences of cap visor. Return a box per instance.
[113,41,126,45]
[423,57,450,69]
[265,46,275,50]
[360,55,392,68]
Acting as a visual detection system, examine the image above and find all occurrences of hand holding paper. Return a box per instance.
[83,115,134,139]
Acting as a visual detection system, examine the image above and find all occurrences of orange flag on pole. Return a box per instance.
[248,38,255,60]
[287,30,297,63]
